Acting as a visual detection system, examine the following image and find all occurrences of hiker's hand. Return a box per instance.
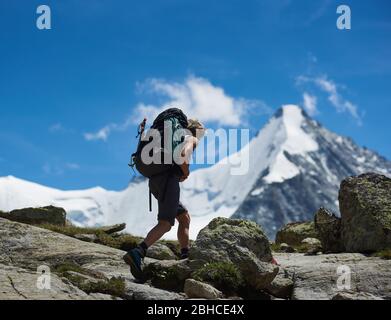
[179,175,188,182]
[180,163,190,178]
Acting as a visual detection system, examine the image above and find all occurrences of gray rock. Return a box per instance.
[190,217,273,263]
[0,217,184,300]
[339,173,391,252]
[146,243,177,260]
[331,291,383,300]
[88,293,122,300]
[275,252,391,300]
[0,264,92,300]
[74,234,98,243]
[62,271,100,284]
[143,259,192,291]
[98,223,126,234]
[301,238,321,246]
[314,207,344,253]
[301,238,322,255]
[126,281,184,300]
[184,279,223,299]
[265,269,294,299]
[189,217,278,290]
[0,206,66,226]
[275,221,319,246]
[280,243,295,253]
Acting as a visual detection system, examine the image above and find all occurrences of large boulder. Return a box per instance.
[143,259,192,292]
[314,207,344,253]
[332,291,383,300]
[0,217,184,300]
[275,252,391,300]
[0,264,95,300]
[146,243,177,260]
[0,206,66,226]
[339,173,391,252]
[265,268,294,299]
[184,279,223,299]
[189,218,278,290]
[275,221,319,246]
[279,243,295,253]
[301,238,322,255]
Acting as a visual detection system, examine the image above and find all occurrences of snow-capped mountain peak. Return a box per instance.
[233,106,391,238]
[261,105,319,184]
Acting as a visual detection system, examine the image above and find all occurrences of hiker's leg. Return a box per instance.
[124,219,171,279]
[143,220,172,247]
[176,211,190,250]
[146,173,178,248]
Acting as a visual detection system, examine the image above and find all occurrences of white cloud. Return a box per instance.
[85,75,270,142]
[83,115,135,142]
[66,163,80,170]
[42,163,63,176]
[135,76,268,127]
[42,162,80,175]
[297,75,362,124]
[49,123,75,134]
[49,123,63,132]
[302,92,318,116]
[84,126,112,142]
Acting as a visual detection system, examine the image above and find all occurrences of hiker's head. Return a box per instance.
[187,119,206,140]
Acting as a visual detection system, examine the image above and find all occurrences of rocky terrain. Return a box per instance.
[0,172,390,300]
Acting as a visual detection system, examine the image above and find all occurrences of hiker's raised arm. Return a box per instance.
[178,136,198,180]
[181,136,198,164]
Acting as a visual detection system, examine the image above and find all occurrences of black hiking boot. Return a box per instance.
[123,248,145,281]
[180,247,189,259]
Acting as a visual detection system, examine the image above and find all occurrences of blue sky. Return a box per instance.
[0,0,390,190]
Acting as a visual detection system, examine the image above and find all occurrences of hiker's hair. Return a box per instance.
[187,119,206,139]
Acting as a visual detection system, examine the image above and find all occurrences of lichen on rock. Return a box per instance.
[189,217,278,291]
[339,173,391,252]
[314,207,344,253]
[275,221,319,246]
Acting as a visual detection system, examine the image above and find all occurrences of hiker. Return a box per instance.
[123,108,205,280]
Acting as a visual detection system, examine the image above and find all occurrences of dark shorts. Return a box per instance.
[149,171,188,226]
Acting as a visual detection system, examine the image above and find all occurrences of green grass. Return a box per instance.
[158,239,194,258]
[38,223,142,251]
[96,233,141,251]
[192,262,244,294]
[295,244,311,253]
[53,262,126,298]
[38,223,182,258]
[53,262,106,279]
[270,242,310,253]
[270,243,282,252]
[374,249,391,260]
[39,223,103,237]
